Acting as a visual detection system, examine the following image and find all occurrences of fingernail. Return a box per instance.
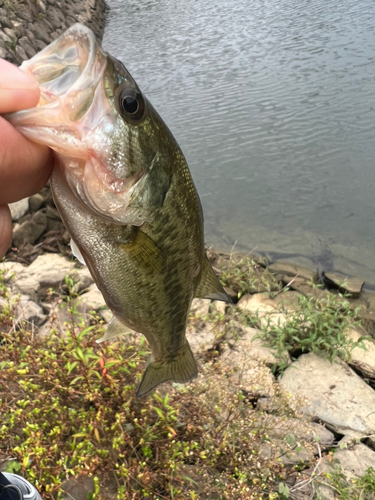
[0,58,39,90]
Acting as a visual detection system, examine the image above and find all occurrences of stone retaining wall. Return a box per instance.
[0,0,107,65]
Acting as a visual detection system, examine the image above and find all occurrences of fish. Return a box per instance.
[6,24,230,397]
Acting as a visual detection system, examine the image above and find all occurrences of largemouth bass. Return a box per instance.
[7,24,229,397]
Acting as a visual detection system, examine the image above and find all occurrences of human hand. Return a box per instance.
[0,58,52,258]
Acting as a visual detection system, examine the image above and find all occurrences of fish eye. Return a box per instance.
[118,88,145,122]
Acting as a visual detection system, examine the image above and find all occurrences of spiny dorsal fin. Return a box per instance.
[96,316,134,343]
[119,228,163,274]
[195,255,231,302]
[136,342,198,398]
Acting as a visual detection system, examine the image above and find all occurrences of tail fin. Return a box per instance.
[136,342,198,398]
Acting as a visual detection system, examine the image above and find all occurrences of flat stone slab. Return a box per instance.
[324,272,364,297]
[267,261,319,282]
[279,352,375,436]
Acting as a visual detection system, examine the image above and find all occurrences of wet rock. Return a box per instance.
[8,198,29,221]
[346,328,375,378]
[267,261,319,283]
[324,272,364,297]
[12,210,48,247]
[279,353,375,436]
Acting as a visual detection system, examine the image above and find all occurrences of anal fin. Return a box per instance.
[136,342,198,398]
[96,316,134,343]
[195,255,232,303]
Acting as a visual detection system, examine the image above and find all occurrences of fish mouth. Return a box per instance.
[6,24,108,157]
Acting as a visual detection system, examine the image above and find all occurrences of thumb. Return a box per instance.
[0,58,40,113]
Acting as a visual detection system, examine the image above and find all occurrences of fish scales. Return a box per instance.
[6,24,229,397]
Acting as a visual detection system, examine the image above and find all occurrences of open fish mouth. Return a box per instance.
[6,24,108,158]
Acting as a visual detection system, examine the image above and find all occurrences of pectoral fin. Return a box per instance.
[195,255,231,302]
[136,342,198,398]
[96,316,134,343]
[70,238,86,265]
[119,227,163,274]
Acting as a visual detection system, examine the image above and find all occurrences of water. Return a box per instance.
[103,0,375,286]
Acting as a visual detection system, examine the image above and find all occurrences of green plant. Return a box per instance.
[219,255,280,300]
[317,462,375,500]
[254,287,366,366]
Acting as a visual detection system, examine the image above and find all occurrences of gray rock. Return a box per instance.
[60,475,95,500]
[12,210,48,247]
[260,441,314,467]
[15,296,47,329]
[18,36,37,58]
[46,205,63,231]
[28,193,44,212]
[8,198,29,221]
[314,443,375,499]
[68,267,94,294]
[16,5,34,22]
[267,261,319,282]
[12,254,72,300]
[1,261,26,284]
[279,353,375,436]
[79,283,107,311]
[324,272,364,297]
[346,328,375,378]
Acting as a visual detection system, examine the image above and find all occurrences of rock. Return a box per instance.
[79,283,107,311]
[279,353,375,436]
[210,301,227,315]
[310,422,335,445]
[12,210,48,247]
[60,475,95,500]
[238,293,288,329]
[28,193,44,212]
[12,254,72,300]
[220,354,275,395]
[346,328,375,378]
[222,326,290,366]
[324,272,364,297]
[190,298,211,318]
[14,296,47,329]
[224,286,237,301]
[186,327,215,352]
[259,441,314,467]
[1,261,26,283]
[314,444,375,499]
[8,198,29,221]
[68,266,94,294]
[267,261,319,283]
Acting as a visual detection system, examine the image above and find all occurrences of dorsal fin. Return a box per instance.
[195,255,231,302]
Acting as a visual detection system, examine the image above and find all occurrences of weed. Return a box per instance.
[254,287,366,366]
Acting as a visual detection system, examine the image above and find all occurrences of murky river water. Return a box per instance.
[103,0,375,286]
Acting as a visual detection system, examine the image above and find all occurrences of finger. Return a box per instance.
[0,205,12,259]
[0,116,53,204]
[0,59,40,113]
